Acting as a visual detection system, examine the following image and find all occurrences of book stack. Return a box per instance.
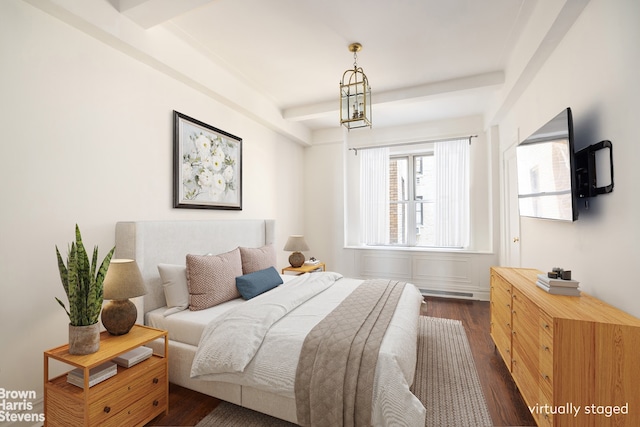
[112,346,153,368]
[67,361,117,388]
[304,258,323,272]
[536,274,581,296]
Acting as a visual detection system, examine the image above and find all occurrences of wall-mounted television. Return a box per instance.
[516,107,578,221]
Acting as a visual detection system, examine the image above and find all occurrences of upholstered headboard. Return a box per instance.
[114,220,275,322]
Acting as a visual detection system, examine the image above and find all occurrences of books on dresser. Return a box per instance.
[67,361,117,388]
[112,346,153,368]
[536,274,581,296]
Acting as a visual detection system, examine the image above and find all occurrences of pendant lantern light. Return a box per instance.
[340,43,372,130]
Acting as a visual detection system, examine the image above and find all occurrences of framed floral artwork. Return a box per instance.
[173,111,242,210]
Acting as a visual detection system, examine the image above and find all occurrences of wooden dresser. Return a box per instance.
[490,267,640,427]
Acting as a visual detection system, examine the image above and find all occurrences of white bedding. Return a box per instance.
[184,272,427,426]
[145,274,299,346]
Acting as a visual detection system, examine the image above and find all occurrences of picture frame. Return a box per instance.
[173,111,242,210]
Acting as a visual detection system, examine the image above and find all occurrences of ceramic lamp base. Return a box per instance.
[289,251,305,268]
[101,299,137,335]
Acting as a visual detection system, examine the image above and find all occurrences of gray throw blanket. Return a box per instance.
[295,279,406,427]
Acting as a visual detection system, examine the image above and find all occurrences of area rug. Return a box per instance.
[195,316,492,426]
[412,316,493,426]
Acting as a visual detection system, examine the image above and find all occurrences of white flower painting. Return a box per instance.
[174,111,242,209]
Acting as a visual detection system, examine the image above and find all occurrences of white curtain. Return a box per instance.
[434,138,470,247]
[360,147,389,245]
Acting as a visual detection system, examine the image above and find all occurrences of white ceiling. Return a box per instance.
[30,0,588,143]
[113,0,535,131]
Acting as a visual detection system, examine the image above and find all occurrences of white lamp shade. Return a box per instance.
[103,259,146,300]
[283,235,309,252]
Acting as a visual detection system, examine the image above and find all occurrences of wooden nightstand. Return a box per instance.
[44,324,168,427]
[281,262,326,275]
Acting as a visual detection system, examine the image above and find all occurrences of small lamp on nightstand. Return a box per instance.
[284,235,310,268]
[101,259,147,335]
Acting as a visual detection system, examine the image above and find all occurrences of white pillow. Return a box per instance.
[157,264,189,316]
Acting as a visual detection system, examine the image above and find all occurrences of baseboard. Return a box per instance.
[420,288,490,301]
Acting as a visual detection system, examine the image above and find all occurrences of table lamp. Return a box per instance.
[283,235,310,268]
[101,259,146,335]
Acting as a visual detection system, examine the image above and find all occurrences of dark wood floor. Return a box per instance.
[147,297,536,426]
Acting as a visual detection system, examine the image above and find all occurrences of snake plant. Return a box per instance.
[55,225,115,326]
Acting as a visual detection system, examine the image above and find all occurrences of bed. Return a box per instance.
[115,219,426,426]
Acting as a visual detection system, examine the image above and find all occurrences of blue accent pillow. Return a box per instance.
[236,266,283,300]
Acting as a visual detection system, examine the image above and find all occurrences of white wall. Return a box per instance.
[0,0,304,409]
[495,0,640,317]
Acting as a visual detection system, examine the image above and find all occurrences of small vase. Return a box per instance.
[68,323,100,355]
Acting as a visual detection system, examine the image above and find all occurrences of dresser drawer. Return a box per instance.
[539,311,553,337]
[99,386,167,427]
[511,343,539,407]
[491,298,512,333]
[539,332,553,380]
[491,274,512,298]
[88,359,166,425]
[491,321,512,367]
[512,312,538,351]
[511,287,537,319]
[512,335,538,376]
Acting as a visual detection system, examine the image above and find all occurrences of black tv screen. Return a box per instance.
[516,108,578,221]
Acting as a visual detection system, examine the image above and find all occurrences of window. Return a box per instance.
[360,138,470,248]
[389,153,436,246]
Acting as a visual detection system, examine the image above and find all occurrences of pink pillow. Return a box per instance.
[186,248,243,310]
[239,245,277,274]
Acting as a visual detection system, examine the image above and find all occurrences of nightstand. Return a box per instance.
[44,324,168,427]
[281,262,326,275]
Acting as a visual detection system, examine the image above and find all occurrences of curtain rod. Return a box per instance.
[348,135,478,155]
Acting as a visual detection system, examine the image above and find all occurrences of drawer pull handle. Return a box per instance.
[541,373,550,380]
[104,406,111,414]
[153,377,159,384]
[542,345,550,352]
[153,400,159,407]
[544,323,550,329]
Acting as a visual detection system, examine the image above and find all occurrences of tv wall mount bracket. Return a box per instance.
[575,140,614,198]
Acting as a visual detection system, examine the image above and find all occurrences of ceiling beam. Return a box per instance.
[283,71,504,122]
[110,0,215,29]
